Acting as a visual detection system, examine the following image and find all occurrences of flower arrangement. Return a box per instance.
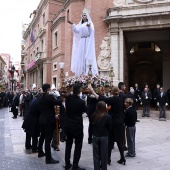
[64,75,111,93]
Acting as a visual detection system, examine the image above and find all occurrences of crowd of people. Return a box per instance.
[0,82,170,170]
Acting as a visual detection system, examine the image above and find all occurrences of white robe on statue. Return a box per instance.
[71,13,98,76]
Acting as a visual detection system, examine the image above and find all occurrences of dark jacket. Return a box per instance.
[12,95,19,112]
[92,114,112,137]
[141,91,152,105]
[98,95,124,125]
[158,92,168,106]
[124,106,137,127]
[22,97,40,137]
[65,94,87,130]
[38,94,62,124]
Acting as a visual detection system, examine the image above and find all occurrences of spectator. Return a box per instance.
[124,98,137,157]
[157,87,168,119]
[92,101,112,170]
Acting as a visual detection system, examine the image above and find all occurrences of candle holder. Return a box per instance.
[109,62,115,84]
[59,62,67,96]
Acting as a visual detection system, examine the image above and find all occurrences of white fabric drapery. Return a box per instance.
[71,12,98,76]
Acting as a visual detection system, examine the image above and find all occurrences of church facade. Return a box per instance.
[22,0,170,90]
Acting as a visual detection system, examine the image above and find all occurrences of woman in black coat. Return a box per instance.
[22,94,41,152]
[89,86,126,165]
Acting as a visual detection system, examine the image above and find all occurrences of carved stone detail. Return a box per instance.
[113,0,126,7]
[97,33,111,71]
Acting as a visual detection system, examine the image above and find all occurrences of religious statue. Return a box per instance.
[67,9,98,76]
[97,34,111,70]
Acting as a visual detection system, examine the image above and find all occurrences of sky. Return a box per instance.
[0,0,40,62]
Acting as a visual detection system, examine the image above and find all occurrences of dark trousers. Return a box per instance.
[159,105,166,118]
[126,126,136,157]
[38,123,55,160]
[25,133,38,151]
[13,108,18,117]
[93,136,108,170]
[88,116,93,142]
[143,104,150,116]
[65,128,83,168]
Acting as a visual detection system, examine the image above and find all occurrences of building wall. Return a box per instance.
[23,0,112,89]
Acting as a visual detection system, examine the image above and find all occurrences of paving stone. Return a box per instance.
[1,107,170,169]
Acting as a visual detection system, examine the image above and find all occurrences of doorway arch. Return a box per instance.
[128,41,162,90]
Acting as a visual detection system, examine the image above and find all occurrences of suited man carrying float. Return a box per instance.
[157,87,168,119]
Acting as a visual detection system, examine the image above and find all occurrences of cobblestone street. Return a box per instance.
[1,107,170,170]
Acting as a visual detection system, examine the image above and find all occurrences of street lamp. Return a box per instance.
[11,65,15,92]
[109,62,115,87]
[59,62,66,95]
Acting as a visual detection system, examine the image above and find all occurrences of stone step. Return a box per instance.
[137,109,170,119]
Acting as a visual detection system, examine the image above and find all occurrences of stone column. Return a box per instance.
[163,56,170,90]
[110,27,120,86]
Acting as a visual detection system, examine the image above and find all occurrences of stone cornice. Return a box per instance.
[64,0,82,9]
[23,0,48,39]
[23,0,64,39]
[51,53,64,60]
[52,8,65,22]
[51,16,65,30]
[106,2,170,22]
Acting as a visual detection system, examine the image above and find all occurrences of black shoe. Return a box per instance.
[124,146,128,151]
[142,114,145,117]
[38,151,45,158]
[19,114,22,117]
[72,166,86,170]
[12,116,17,119]
[32,149,38,153]
[117,158,126,165]
[46,158,59,164]
[107,159,111,166]
[136,120,140,122]
[25,145,32,149]
[147,115,150,117]
[53,147,60,151]
[125,153,135,157]
[63,164,72,170]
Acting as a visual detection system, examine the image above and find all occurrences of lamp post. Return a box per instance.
[59,62,67,95]
[11,65,16,92]
[109,62,115,87]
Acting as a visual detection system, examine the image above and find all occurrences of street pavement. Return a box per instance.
[0,107,170,170]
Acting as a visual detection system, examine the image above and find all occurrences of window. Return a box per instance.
[41,40,44,52]
[33,51,35,58]
[53,62,57,71]
[43,13,45,25]
[38,24,39,32]
[53,77,57,89]
[54,31,58,47]
[34,29,36,38]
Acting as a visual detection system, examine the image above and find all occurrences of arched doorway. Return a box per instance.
[128,42,162,91]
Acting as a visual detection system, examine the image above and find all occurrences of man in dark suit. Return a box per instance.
[12,91,19,119]
[157,87,168,118]
[37,83,62,164]
[141,87,152,117]
[134,83,141,110]
[64,85,87,170]
[0,92,3,108]
[153,84,160,110]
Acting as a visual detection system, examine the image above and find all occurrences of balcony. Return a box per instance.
[39,28,46,38]
[35,52,42,61]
